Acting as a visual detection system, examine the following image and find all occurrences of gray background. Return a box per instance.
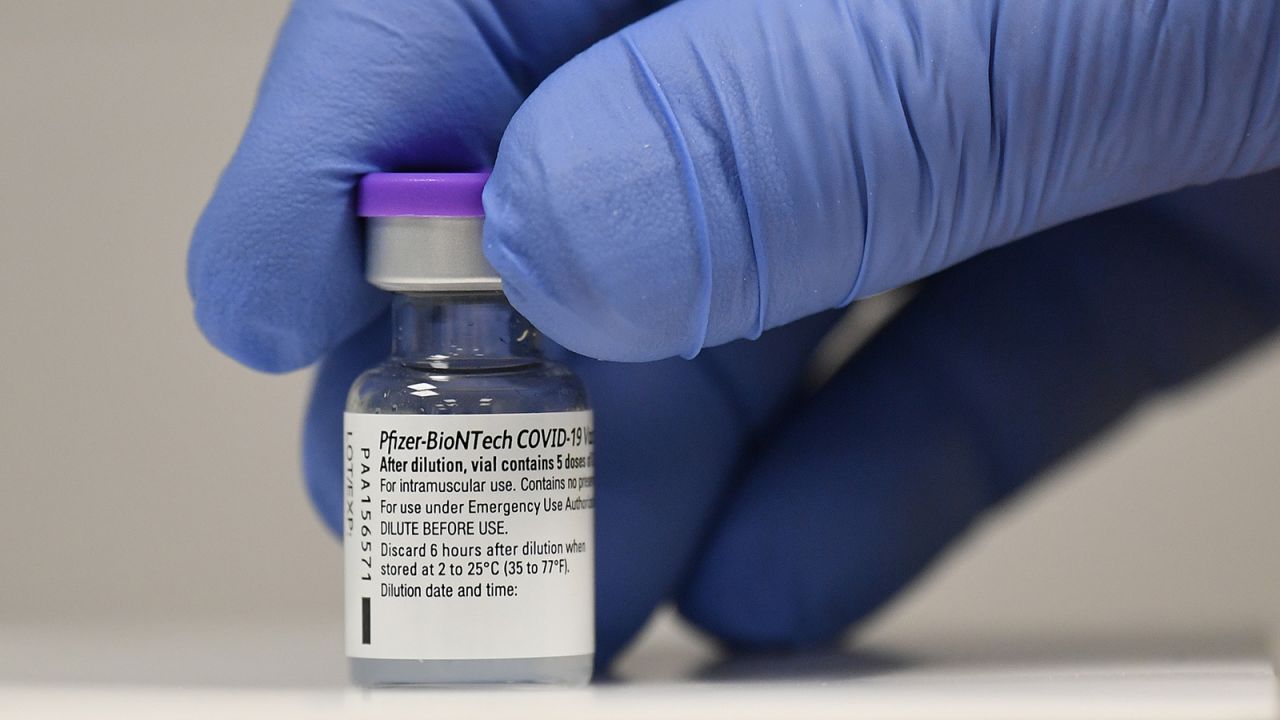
[1,0,1277,662]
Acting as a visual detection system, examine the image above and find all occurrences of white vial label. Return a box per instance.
[343,411,594,660]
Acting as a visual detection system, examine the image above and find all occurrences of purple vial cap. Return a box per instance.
[358,171,490,217]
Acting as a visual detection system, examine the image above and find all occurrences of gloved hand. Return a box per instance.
[189,0,1280,664]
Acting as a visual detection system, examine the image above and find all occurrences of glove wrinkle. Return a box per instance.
[690,44,771,341]
[621,33,715,359]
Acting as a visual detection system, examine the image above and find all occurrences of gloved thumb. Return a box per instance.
[484,0,1280,361]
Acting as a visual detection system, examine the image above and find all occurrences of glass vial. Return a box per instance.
[344,173,594,686]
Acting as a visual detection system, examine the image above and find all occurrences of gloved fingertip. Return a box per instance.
[188,187,387,374]
[191,299,314,374]
[484,170,683,362]
[483,36,721,363]
[676,520,839,649]
[187,192,321,373]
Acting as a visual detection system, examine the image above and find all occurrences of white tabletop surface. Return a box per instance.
[1,613,1273,720]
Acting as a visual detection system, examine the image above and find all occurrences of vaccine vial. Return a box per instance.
[344,172,594,685]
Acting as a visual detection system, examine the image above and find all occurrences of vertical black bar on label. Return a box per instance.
[362,597,371,644]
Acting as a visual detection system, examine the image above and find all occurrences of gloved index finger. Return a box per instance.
[484,0,1280,364]
[188,0,661,372]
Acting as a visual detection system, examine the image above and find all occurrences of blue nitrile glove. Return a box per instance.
[189,0,1280,664]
